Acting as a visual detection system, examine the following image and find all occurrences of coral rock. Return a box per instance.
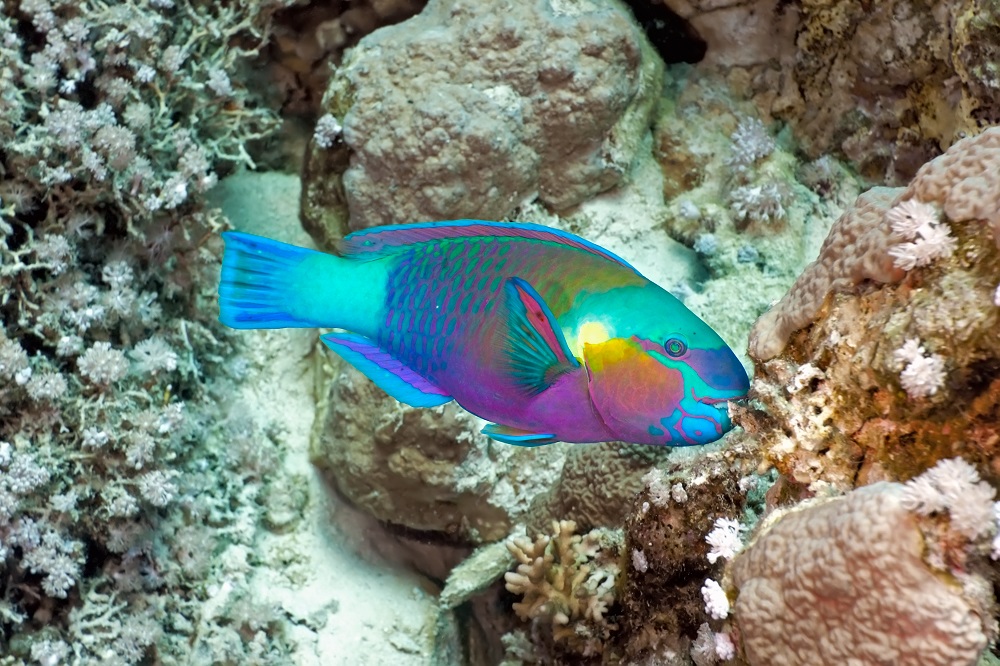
[728,483,994,666]
[301,0,664,238]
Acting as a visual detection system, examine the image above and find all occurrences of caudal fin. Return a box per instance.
[218,231,325,329]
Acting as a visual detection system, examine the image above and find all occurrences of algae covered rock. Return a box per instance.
[744,128,1000,490]
[668,0,1000,183]
[309,363,567,542]
[301,0,665,239]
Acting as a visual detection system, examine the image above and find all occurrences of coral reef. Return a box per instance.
[723,462,997,666]
[547,443,672,534]
[750,127,1000,363]
[649,67,862,356]
[300,0,665,243]
[666,0,1000,183]
[0,0,317,662]
[746,185,903,362]
[6,0,999,663]
[616,445,766,662]
[503,520,621,660]
[742,128,1000,490]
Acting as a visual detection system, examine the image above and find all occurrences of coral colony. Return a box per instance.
[2,0,999,664]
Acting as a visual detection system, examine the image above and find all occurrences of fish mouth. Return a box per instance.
[697,396,733,431]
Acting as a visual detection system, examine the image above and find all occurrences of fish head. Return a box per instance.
[579,291,749,446]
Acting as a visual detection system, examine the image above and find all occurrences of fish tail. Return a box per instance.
[219,231,338,329]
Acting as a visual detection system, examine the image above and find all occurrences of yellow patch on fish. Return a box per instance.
[569,320,612,357]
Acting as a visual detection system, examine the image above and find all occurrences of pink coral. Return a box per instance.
[749,127,1000,361]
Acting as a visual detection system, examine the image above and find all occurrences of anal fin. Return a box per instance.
[482,423,558,447]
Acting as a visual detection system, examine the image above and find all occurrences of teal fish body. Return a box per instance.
[218,221,749,446]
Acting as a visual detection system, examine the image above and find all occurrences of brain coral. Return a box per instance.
[749,127,1000,362]
[301,0,664,240]
[728,483,993,666]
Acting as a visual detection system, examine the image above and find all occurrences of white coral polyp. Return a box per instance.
[902,457,997,540]
[886,199,957,270]
[894,337,946,399]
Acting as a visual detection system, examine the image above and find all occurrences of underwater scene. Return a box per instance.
[1,0,1000,664]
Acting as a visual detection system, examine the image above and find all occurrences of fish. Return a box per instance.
[218,220,749,446]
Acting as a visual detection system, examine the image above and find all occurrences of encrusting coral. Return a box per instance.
[615,444,765,662]
[749,127,1000,362]
[741,127,1000,490]
[746,186,903,362]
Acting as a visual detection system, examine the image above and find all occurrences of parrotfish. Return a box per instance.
[218,221,748,446]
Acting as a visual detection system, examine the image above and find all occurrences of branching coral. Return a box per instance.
[0,0,294,662]
[504,520,620,657]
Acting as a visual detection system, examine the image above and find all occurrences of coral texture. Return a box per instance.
[747,186,902,361]
[741,226,1000,490]
[504,520,620,657]
[300,0,664,241]
[672,0,1000,183]
[0,0,297,662]
[650,68,860,359]
[749,127,1000,362]
[728,481,994,666]
[616,442,765,661]
[310,363,566,542]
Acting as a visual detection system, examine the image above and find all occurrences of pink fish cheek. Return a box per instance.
[590,356,686,441]
[634,362,686,417]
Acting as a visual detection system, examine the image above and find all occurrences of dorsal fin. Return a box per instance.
[337,220,638,272]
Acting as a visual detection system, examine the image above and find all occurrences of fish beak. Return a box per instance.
[697,396,733,431]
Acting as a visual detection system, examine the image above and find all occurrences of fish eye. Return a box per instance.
[664,337,688,357]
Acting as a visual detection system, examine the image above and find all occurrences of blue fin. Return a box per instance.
[219,231,323,329]
[337,220,638,272]
[320,332,453,408]
[482,423,558,447]
[502,277,580,395]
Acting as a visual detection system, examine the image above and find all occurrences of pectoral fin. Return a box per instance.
[321,332,453,408]
[502,277,579,395]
